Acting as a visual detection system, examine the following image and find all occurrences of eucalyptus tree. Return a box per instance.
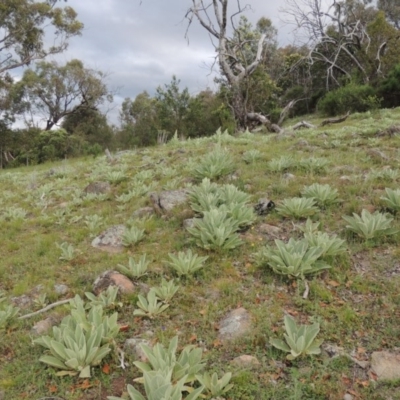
[0,0,83,75]
[17,59,112,130]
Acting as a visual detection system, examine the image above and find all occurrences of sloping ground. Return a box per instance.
[0,108,400,399]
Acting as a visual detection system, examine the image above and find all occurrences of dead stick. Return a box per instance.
[18,299,72,320]
[302,280,310,299]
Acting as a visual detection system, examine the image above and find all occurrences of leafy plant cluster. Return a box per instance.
[187,178,256,250]
[108,336,233,400]
[33,295,120,378]
[256,219,346,279]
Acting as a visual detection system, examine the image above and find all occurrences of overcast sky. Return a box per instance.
[44,1,297,125]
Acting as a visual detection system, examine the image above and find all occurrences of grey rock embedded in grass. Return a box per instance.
[93,270,136,295]
[31,316,57,336]
[183,218,195,229]
[258,223,281,236]
[54,284,69,295]
[132,207,155,218]
[149,189,189,214]
[124,338,151,361]
[91,224,125,253]
[10,294,33,309]
[343,394,354,400]
[218,307,252,342]
[83,181,111,195]
[231,355,260,368]
[367,148,390,161]
[371,351,400,380]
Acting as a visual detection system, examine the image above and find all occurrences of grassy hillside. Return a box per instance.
[1,108,400,400]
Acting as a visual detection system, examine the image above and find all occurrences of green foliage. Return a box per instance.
[0,0,83,74]
[19,59,111,131]
[196,372,233,398]
[166,249,208,277]
[85,214,104,232]
[152,279,180,304]
[56,242,77,261]
[133,290,169,319]
[343,209,398,240]
[117,254,150,279]
[257,238,331,279]
[108,370,204,400]
[381,188,400,214]
[299,157,329,174]
[0,302,19,331]
[1,206,27,221]
[276,197,319,219]
[301,183,339,208]
[304,231,347,258]
[84,286,122,310]
[378,64,400,108]
[191,146,235,181]
[133,336,205,385]
[242,149,262,164]
[188,178,255,228]
[267,156,294,172]
[317,84,380,116]
[270,315,323,360]
[187,208,242,250]
[122,226,145,247]
[34,300,119,377]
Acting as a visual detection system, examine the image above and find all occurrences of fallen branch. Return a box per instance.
[18,298,72,320]
[302,280,310,299]
[292,121,316,130]
[320,111,350,127]
[247,112,271,126]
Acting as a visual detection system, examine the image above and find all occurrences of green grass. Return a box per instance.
[1,108,400,399]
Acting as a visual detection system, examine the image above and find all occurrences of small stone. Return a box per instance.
[132,207,155,218]
[31,316,57,336]
[183,218,195,229]
[54,284,69,295]
[283,173,295,180]
[258,223,281,236]
[83,181,111,195]
[339,175,351,182]
[91,225,125,253]
[367,148,389,161]
[218,307,252,342]
[149,189,189,215]
[343,394,354,400]
[10,294,33,309]
[124,338,151,361]
[371,351,400,380]
[231,355,260,368]
[93,270,135,295]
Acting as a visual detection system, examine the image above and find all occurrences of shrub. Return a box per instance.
[317,84,381,116]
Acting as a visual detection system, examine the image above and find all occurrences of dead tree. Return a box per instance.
[186,1,268,129]
[282,0,394,87]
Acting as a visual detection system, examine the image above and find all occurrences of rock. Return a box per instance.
[367,148,389,161]
[54,284,69,296]
[10,294,33,309]
[254,199,276,216]
[339,175,351,182]
[231,355,260,368]
[258,223,281,236]
[132,207,155,218]
[183,218,195,229]
[93,270,135,295]
[83,181,111,195]
[371,351,400,380]
[124,338,151,361]
[282,173,295,180]
[149,189,189,215]
[31,316,57,336]
[343,394,354,400]
[91,225,125,253]
[296,139,309,147]
[218,307,252,342]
